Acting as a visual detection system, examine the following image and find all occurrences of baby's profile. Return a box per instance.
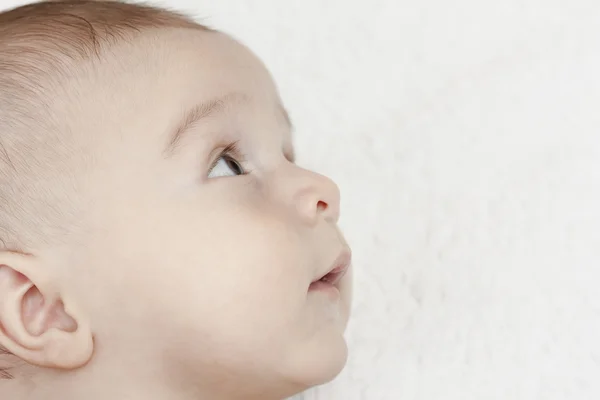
[0,1,353,399]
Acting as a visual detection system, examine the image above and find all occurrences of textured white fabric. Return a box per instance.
[1,1,599,399]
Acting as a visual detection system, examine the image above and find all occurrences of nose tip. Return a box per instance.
[275,162,341,225]
[301,171,341,224]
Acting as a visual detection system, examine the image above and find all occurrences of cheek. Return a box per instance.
[85,190,317,369]
[129,206,309,331]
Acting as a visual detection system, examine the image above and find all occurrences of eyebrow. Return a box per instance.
[164,92,295,162]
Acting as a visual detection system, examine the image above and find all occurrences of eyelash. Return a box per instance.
[208,141,250,175]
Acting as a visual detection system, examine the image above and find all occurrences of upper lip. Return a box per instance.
[312,248,352,286]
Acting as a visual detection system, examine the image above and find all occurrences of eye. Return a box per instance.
[208,155,245,178]
[207,142,249,179]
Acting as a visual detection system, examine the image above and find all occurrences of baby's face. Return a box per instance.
[64,29,352,397]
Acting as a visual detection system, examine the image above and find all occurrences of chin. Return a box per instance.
[311,336,349,384]
[285,328,349,389]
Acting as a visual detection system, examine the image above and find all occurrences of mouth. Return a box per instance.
[309,249,352,293]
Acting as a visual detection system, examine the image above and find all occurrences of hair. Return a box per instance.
[0,0,212,380]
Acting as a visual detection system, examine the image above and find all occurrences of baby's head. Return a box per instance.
[0,1,352,399]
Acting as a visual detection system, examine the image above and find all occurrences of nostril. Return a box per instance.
[317,200,328,212]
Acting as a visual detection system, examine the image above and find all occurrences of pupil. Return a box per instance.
[226,158,242,175]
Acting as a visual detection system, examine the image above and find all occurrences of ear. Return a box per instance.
[0,251,93,370]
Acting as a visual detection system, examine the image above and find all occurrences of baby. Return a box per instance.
[0,1,353,399]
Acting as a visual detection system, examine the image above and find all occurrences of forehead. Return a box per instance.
[80,28,292,155]
[150,30,277,98]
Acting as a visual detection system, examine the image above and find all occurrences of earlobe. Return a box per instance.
[0,251,94,370]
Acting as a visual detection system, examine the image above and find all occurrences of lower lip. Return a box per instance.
[308,280,340,298]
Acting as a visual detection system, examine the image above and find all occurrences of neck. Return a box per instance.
[7,365,289,400]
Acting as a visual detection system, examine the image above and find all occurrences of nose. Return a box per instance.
[278,164,341,225]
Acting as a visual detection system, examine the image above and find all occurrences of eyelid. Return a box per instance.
[207,140,248,174]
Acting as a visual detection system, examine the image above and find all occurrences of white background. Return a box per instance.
[1,1,599,399]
